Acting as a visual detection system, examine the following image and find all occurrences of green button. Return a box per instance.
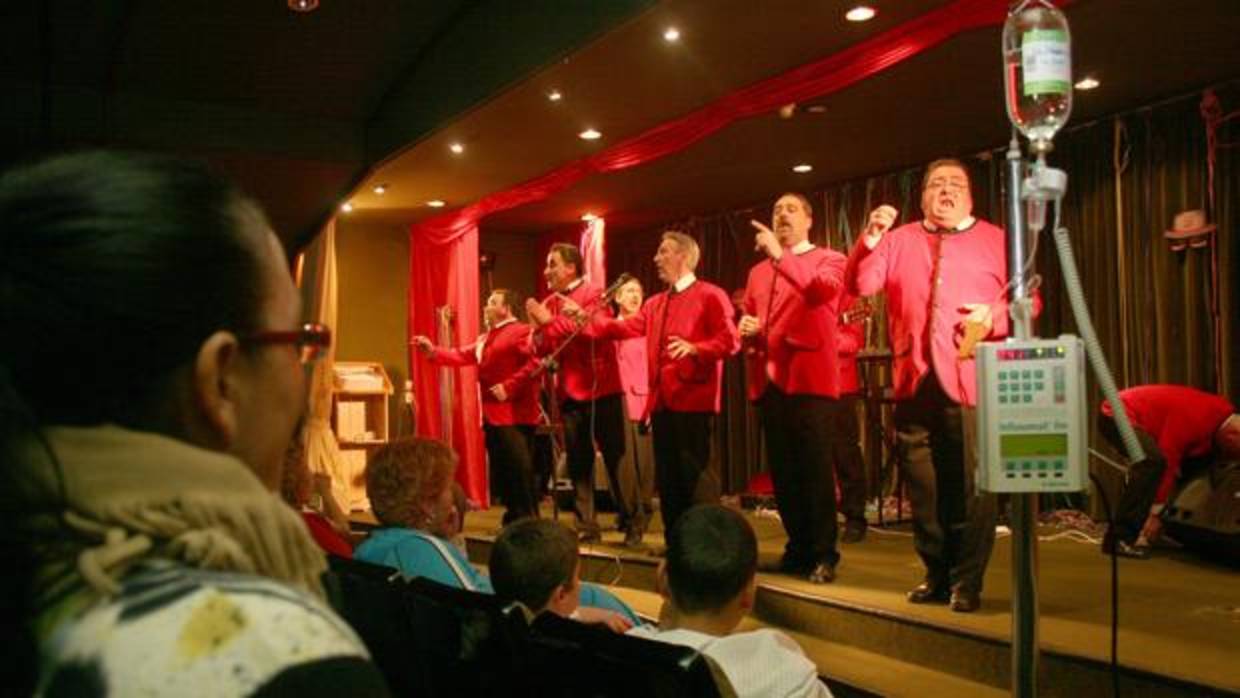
[1035,382,1044,391]
[999,395,1008,404]
[1023,394,1032,403]
[1034,369,1044,379]
[998,371,1008,380]
[999,384,1007,393]
[1038,461,1048,470]
[1053,461,1065,471]
[1022,370,1031,379]
[1023,382,1032,391]
[1022,461,1033,470]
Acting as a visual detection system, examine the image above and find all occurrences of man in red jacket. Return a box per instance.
[1099,385,1240,558]
[592,231,739,539]
[526,244,627,542]
[740,192,848,584]
[848,158,1033,612]
[414,289,542,524]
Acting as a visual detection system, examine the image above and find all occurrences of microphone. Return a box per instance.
[599,276,628,301]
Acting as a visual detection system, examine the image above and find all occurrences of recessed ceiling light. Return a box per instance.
[845,6,876,22]
[579,128,602,141]
[288,0,319,13]
[372,184,387,195]
[1074,76,1100,91]
[340,202,353,213]
[663,27,681,42]
[792,164,813,173]
[806,105,828,114]
[449,142,464,154]
[548,89,563,102]
[581,212,599,222]
[427,200,446,208]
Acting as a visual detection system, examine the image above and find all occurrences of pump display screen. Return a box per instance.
[1000,433,1068,458]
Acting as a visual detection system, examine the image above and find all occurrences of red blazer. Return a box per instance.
[427,320,541,426]
[532,280,623,402]
[598,279,739,417]
[1102,385,1236,503]
[741,246,848,400]
[847,218,1039,407]
[837,293,866,396]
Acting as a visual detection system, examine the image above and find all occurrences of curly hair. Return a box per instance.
[365,438,457,528]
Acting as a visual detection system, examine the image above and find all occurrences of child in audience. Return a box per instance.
[629,504,832,698]
[490,518,634,632]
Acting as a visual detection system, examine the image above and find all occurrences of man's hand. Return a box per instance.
[525,298,552,326]
[561,298,586,325]
[488,384,509,402]
[738,314,762,338]
[574,607,634,634]
[667,336,697,360]
[863,205,899,248]
[749,220,783,260]
[1139,513,1163,544]
[412,335,434,355]
[960,303,994,333]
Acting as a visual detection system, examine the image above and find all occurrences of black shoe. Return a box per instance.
[623,528,644,549]
[577,526,601,544]
[949,587,981,613]
[907,582,950,604]
[808,562,836,584]
[761,554,811,575]
[841,522,867,544]
[1102,537,1149,559]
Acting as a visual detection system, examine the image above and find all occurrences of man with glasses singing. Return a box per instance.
[848,158,1036,613]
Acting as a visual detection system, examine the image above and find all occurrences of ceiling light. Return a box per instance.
[845,6,876,22]
[427,200,446,208]
[372,184,387,195]
[1074,76,1100,91]
[340,202,353,213]
[806,105,828,114]
[288,0,319,12]
[548,89,563,102]
[792,164,813,173]
[581,212,598,222]
[449,142,464,154]
[663,27,681,42]
[579,128,602,141]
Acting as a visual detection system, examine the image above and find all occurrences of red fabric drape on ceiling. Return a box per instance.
[407,0,1037,502]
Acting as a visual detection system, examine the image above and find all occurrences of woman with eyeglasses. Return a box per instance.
[0,151,387,695]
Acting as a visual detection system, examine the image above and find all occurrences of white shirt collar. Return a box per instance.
[924,215,975,232]
[563,277,584,293]
[672,272,697,293]
[490,317,516,331]
[790,239,816,255]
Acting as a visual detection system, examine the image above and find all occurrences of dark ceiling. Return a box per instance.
[4,1,1239,248]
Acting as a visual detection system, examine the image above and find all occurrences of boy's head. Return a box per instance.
[662,504,758,621]
[490,519,580,617]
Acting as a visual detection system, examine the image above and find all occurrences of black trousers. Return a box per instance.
[561,394,626,532]
[651,410,719,535]
[894,373,995,594]
[828,393,868,523]
[760,386,840,568]
[483,424,538,525]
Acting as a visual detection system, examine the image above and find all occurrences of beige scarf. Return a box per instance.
[26,425,327,602]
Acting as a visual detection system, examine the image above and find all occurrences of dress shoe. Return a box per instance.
[949,588,981,613]
[841,522,867,544]
[623,528,645,549]
[577,527,602,544]
[807,562,836,584]
[906,582,950,604]
[1102,537,1149,559]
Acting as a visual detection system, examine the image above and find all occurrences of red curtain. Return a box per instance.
[407,0,1045,503]
[408,224,487,505]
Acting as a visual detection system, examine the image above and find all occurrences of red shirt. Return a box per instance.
[848,218,1037,407]
[302,510,354,559]
[427,320,541,425]
[533,280,623,402]
[741,246,848,400]
[1102,385,1236,503]
[598,279,739,417]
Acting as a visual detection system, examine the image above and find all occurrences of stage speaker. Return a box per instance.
[1163,463,1240,566]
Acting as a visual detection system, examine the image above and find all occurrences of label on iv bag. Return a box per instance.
[1022,29,1070,96]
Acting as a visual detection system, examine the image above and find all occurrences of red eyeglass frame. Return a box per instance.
[244,322,332,364]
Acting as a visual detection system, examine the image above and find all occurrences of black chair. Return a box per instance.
[525,613,730,698]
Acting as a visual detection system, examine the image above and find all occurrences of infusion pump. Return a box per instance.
[976,336,1088,493]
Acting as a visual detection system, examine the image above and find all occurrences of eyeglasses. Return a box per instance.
[924,177,970,192]
[244,322,332,364]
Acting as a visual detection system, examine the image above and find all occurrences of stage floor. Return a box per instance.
[461,502,1240,696]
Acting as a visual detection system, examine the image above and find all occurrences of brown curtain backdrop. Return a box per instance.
[607,83,1238,512]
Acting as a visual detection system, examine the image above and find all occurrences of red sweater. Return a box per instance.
[532,280,624,402]
[1102,385,1236,503]
[848,218,1039,407]
[741,246,848,400]
[597,279,739,417]
[426,320,541,426]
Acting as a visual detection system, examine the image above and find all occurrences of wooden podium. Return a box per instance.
[332,361,393,511]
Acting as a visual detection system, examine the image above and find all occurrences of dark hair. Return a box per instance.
[490,288,522,316]
[608,272,640,315]
[921,157,972,191]
[0,150,268,430]
[548,242,582,277]
[489,518,578,612]
[777,192,813,218]
[664,505,757,615]
[0,150,272,696]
